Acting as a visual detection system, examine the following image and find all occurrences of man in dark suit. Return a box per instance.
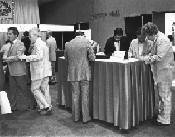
[104,28,130,56]
[64,31,95,123]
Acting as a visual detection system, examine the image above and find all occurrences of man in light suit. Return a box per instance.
[64,31,95,123]
[18,27,52,115]
[46,30,57,84]
[6,27,35,111]
[128,27,152,58]
[140,22,174,126]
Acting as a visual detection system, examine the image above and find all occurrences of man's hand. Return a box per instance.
[138,55,151,64]
[17,55,27,60]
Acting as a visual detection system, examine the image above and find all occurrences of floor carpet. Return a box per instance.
[1,84,175,137]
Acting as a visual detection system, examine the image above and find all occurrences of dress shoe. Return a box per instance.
[27,105,37,111]
[151,119,170,126]
[11,109,17,112]
[40,107,52,115]
[49,81,57,85]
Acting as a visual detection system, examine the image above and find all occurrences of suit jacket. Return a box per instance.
[7,40,26,76]
[148,31,174,82]
[46,36,57,62]
[0,52,5,90]
[26,38,52,81]
[64,36,95,81]
[128,38,152,58]
[104,36,130,56]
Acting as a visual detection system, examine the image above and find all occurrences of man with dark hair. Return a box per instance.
[128,27,152,58]
[64,31,95,123]
[140,22,174,126]
[6,27,35,111]
[21,31,31,56]
[46,30,57,85]
[104,27,130,56]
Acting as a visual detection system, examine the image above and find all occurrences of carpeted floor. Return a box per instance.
[1,84,175,137]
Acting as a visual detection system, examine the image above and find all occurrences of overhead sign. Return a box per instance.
[0,24,37,32]
[39,24,74,32]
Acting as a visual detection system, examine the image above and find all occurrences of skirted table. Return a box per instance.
[57,57,154,129]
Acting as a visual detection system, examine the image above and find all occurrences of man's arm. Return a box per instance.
[64,42,68,60]
[6,43,26,62]
[87,42,95,61]
[25,43,43,62]
[139,40,171,64]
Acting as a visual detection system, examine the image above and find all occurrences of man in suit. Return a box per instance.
[18,27,52,115]
[64,31,95,123]
[104,28,130,56]
[6,27,35,111]
[128,27,152,58]
[46,30,57,84]
[140,22,174,126]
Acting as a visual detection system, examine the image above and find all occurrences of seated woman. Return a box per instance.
[128,27,152,58]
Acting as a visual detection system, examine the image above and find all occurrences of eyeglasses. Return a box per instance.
[29,34,37,38]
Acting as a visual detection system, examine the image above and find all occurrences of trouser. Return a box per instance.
[9,75,34,110]
[156,82,172,124]
[50,61,56,82]
[25,62,31,84]
[31,76,51,109]
[70,80,91,122]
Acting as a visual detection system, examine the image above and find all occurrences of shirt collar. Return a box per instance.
[12,39,17,44]
[36,37,41,43]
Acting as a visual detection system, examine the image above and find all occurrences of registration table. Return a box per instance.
[57,57,154,129]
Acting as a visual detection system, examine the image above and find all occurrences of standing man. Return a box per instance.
[104,28,130,56]
[18,27,52,115]
[46,30,57,84]
[64,31,95,123]
[6,27,35,111]
[140,22,174,126]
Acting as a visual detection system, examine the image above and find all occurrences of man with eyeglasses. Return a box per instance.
[18,27,52,115]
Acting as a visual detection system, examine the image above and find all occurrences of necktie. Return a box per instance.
[7,42,14,57]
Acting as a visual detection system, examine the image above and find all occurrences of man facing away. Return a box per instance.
[64,31,95,123]
[139,22,174,126]
[18,27,52,115]
[46,30,57,84]
[5,27,35,111]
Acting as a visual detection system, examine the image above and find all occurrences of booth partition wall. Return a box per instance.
[125,14,152,43]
